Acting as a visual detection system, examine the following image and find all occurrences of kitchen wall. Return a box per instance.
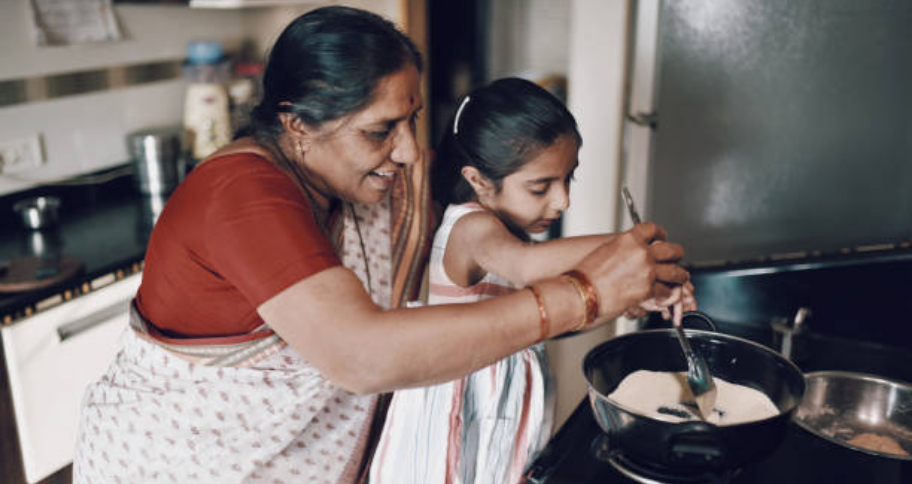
[0,0,400,198]
[550,0,634,428]
[485,0,641,236]
[486,0,573,80]
[0,2,240,196]
[243,1,402,64]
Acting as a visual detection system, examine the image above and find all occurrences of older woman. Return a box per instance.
[74,6,691,484]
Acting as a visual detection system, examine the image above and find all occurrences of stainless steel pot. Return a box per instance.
[13,195,60,230]
[127,127,183,195]
[795,371,912,460]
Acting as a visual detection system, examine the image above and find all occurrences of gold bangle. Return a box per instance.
[560,274,589,331]
[563,270,599,329]
[527,285,549,343]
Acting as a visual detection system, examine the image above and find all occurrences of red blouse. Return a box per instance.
[135,153,341,337]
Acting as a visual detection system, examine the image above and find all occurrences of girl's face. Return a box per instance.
[478,134,580,234]
[301,65,423,205]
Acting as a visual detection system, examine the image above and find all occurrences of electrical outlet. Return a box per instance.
[0,134,45,175]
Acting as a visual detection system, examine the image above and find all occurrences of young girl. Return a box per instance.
[369,78,692,484]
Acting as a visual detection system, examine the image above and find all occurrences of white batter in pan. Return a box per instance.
[608,370,779,425]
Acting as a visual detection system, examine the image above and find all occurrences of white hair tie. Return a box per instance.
[453,96,471,135]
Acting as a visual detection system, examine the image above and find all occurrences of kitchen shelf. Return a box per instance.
[189,0,321,8]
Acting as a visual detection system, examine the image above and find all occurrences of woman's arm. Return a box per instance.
[258,222,689,395]
[258,267,580,394]
[446,210,616,287]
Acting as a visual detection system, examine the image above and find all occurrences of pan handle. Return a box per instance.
[682,311,717,332]
[589,433,616,463]
[666,420,727,466]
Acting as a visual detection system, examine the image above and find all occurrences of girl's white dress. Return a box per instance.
[369,202,554,484]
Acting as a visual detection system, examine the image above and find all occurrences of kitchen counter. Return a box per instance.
[0,166,153,325]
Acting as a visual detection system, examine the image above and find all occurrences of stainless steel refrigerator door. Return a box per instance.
[648,0,912,263]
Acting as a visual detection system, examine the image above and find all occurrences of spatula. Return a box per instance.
[620,186,718,420]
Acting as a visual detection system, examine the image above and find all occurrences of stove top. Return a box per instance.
[527,261,912,484]
[524,396,911,484]
[0,166,153,325]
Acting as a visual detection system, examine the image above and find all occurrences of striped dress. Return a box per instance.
[369,202,554,484]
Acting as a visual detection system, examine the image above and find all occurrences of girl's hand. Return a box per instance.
[632,282,697,326]
[674,282,698,325]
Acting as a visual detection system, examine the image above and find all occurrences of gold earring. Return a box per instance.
[296,141,306,158]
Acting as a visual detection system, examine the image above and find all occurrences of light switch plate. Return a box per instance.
[0,134,45,175]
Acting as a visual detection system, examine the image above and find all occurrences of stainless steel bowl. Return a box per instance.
[13,195,60,230]
[795,371,912,460]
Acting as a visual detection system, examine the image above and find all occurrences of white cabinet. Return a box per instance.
[1,273,141,484]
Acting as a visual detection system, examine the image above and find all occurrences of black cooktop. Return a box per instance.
[525,307,912,484]
[0,166,154,323]
[524,396,911,484]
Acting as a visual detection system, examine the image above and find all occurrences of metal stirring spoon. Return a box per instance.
[620,186,718,421]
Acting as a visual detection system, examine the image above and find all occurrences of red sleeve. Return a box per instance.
[204,163,340,307]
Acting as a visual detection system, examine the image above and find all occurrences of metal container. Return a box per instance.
[127,127,183,195]
[13,195,60,230]
[795,371,912,460]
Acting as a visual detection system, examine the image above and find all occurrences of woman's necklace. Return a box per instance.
[266,138,373,296]
[346,201,373,297]
[268,138,333,226]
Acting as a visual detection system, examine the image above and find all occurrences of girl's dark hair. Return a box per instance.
[248,6,422,141]
[432,77,582,207]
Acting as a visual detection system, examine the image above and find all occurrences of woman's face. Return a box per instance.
[481,134,580,234]
[302,65,423,205]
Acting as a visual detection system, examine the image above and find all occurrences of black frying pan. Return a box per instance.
[583,312,805,474]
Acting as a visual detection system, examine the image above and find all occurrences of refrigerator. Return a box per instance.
[632,0,912,264]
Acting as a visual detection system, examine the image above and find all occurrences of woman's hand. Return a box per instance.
[573,222,690,322]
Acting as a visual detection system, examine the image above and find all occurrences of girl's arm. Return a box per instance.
[447,210,616,287]
[258,222,690,395]
[448,211,697,323]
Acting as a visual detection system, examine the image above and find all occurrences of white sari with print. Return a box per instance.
[74,178,432,484]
